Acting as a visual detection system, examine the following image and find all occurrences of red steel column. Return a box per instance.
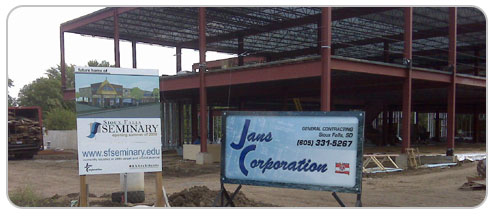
[382,109,388,146]
[473,106,479,143]
[60,28,66,89]
[176,47,182,73]
[446,7,457,156]
[178,103,183,145]
[320,7,332,111]
[435,111,441,141]
[401,7,413,153]
[199,7,208,153]
[474,48,479,76]
[114,9,120,67]
[238,37,244,66]
[132,41,137,68]
[383,41,390,63]
[209,107,214,142]
[191,101,198,141]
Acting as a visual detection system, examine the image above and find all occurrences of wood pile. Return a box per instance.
[8,110,42,145]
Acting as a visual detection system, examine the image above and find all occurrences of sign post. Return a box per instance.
[219,111,364,207]
[75,67,163,207]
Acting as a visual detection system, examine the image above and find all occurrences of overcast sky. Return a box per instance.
[7,7,234,97]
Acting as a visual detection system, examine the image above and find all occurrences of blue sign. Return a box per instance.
[221,111,364,193]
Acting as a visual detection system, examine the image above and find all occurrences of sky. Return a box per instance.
[7,7,234,98]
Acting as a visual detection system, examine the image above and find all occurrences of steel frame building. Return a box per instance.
[60,7,486,156]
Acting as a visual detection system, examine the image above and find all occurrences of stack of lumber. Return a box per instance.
[8,111,41,145]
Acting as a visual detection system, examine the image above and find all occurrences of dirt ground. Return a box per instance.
[8,146,486,207]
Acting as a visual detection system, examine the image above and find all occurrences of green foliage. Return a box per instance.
[9,186,69,207]
[17,75,75,116]
[9,186,43,207]
[130,87,144,100]
[87,59,112,67]
[152,88,160,99]
[44,108,76,130]
[15,60,112,130]
[8,78,17,107]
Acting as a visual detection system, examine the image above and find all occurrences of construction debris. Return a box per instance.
[420,163,457,168]
[168,186,277,207]
[476,159,486,178]
[459,177,486,191]
[459,159,486,191]
[362,154,402,173]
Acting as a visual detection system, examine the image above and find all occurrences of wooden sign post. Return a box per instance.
[79,175,88,207]
[155,172,165,207]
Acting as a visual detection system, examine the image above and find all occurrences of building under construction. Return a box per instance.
[60,7,486,160]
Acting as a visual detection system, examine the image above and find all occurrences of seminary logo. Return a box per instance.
[84,163,93,172]
[230,119,328,177]
[87,122,101,138]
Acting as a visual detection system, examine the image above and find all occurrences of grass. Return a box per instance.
[9,186,69,207]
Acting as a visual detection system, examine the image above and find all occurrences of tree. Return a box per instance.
[44,107,76,130]
[152,88,160,99]
[8,78,17,107]
[17,76,73,116]
[130,87,144,101]
[87,60,112,67]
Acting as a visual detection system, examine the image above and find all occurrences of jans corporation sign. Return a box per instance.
[221,111,364,193]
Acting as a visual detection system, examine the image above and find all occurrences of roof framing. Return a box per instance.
[61,7,486,76]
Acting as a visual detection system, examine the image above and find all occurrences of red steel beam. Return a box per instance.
[113,9,120,67]
[333,23,484,50]
[199,7,208,153]
[320,7,332,111]
[61,7,137,32]
[181,8,393,48]
[401,7,413,153]
[446,7,457,156]
[160,57,485,92]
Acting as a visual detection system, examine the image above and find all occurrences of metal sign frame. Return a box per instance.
[220,111,364,194]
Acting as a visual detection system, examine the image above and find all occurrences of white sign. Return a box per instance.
[222,112,364,192]
[75,67,162,175]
